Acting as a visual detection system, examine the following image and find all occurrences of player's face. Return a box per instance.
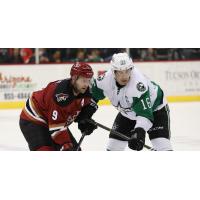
[114,69,131,86]
[73,76,91,94]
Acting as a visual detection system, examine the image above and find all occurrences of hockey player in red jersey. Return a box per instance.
[19,62,98,151]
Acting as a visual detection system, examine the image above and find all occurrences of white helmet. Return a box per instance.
[111,53,134,71]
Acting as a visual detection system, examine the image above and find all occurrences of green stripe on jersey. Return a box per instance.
[91,79,106,101]
[132,89,154,121]
[151,81,164,111]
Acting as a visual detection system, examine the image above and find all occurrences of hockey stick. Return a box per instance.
[76,132,86,151]
[87,119,154,151]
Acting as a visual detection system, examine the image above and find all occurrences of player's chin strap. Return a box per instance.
[86,119,155,151]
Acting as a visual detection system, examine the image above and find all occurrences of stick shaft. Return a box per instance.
[76,133,86,151]
[88,119,154,150]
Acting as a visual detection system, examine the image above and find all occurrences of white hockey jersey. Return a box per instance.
[91,68,167,132]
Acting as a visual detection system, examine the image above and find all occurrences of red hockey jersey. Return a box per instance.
[20,79,94,133]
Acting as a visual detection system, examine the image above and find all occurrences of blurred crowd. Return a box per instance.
[0,48,200,64]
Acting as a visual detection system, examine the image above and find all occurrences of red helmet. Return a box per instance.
[70,62,94,78]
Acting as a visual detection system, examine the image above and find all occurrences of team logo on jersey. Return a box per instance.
[97,73,106,81]
[56,93,69,102]
[136,82,146,92]
[114,102,132,115]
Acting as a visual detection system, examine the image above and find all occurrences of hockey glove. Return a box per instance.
[75,99,98,122]
[128,127,146,151]
[78,118,97,135]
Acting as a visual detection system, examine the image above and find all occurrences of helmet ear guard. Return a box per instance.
[111,53,134,71]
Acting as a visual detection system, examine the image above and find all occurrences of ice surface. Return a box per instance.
[0,102,200,150]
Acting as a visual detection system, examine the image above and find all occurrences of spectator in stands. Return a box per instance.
[0,48,12,63]
[10,48,23,63]
[140,48,157,61]
[85,49,104,62]
[181,48,200,59]
[71,49,86,62]
[130,49,142,61]
[51,50,62,63]
[102,48,126,61]
[62,49,78,62]
[193,49,200,59]
[1,48,200,64]
[20,48,34,63]
[170,48,184,60]
[39,48,50,63]
[156,48,171,60]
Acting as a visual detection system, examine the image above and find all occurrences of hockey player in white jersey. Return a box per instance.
[91,52,172,151]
